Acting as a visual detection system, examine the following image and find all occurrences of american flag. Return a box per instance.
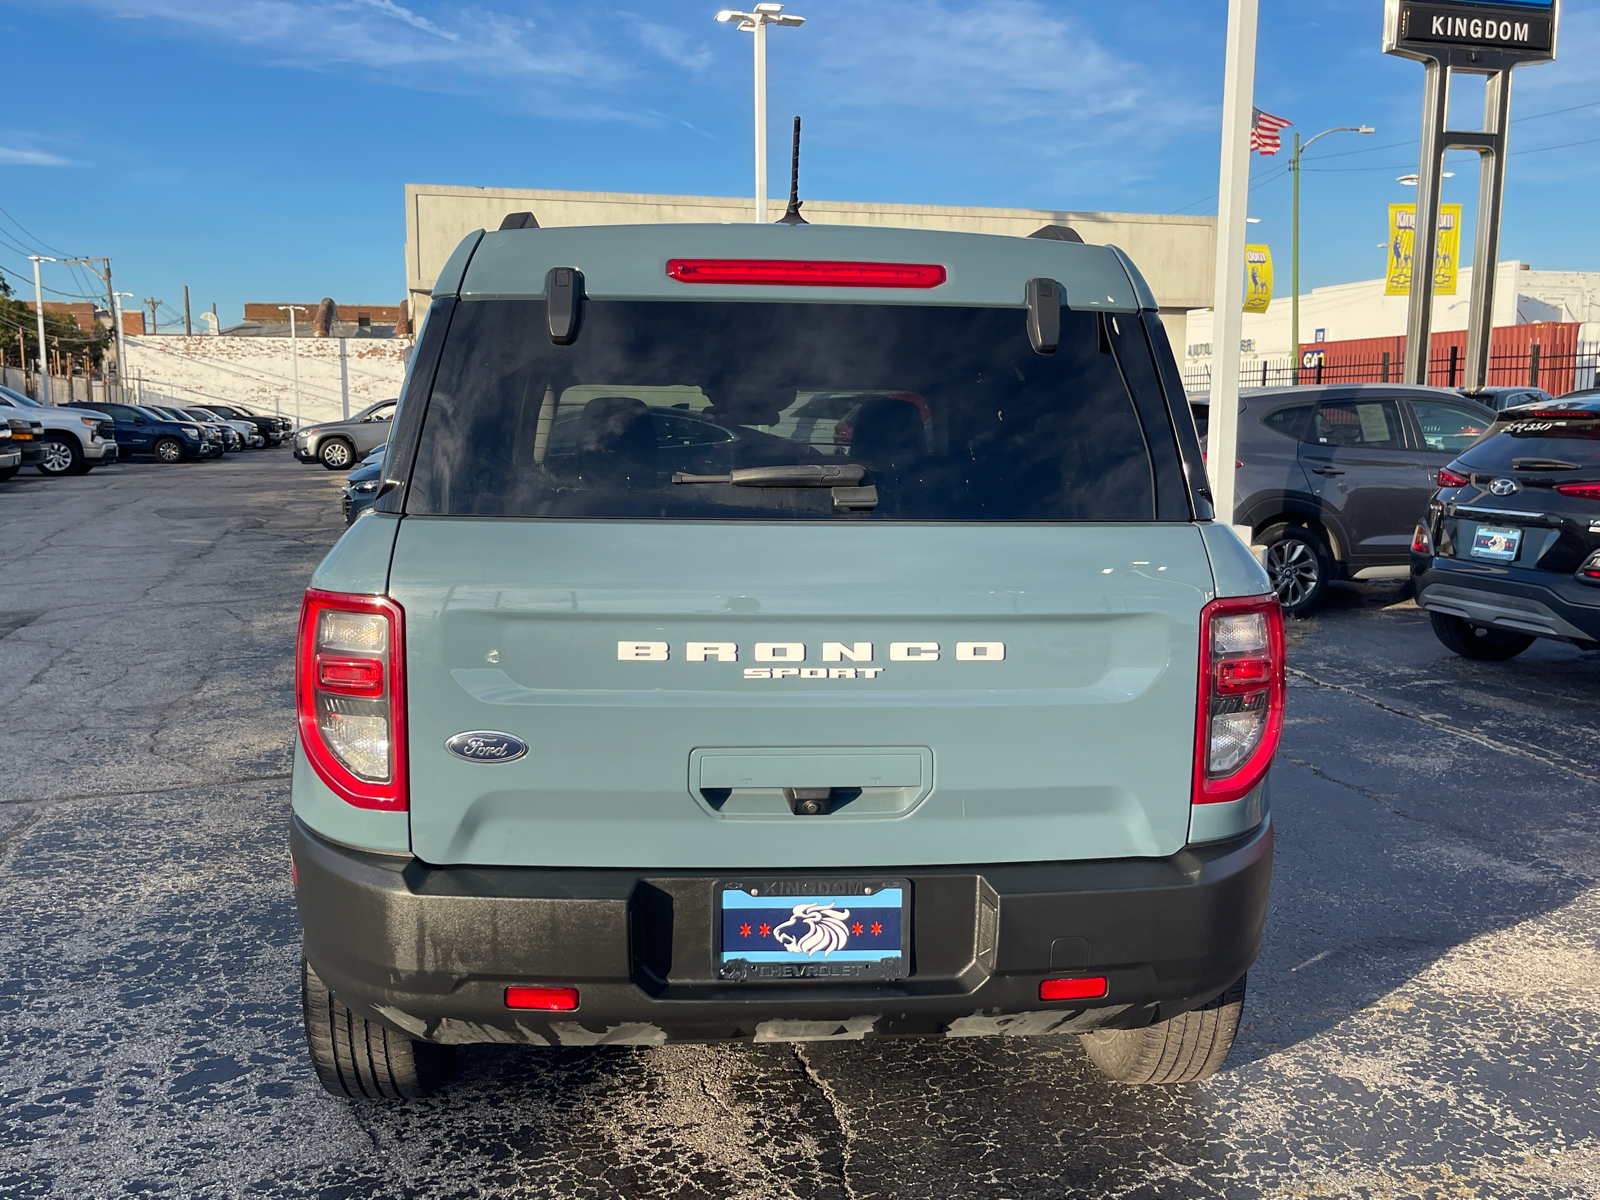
[1250,108,1291,156]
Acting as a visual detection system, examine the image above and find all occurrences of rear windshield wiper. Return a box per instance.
[673,464,866,487]
[1511,457,1582,471]
[672,464,876,513]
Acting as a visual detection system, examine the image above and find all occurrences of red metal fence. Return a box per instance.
[1184,322,1597,397]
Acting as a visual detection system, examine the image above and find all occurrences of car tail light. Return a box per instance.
[1578,551,1600,585]
[297,589,406,810]
[1436,467,1469,488]
[1555,481,1600,502]
[1194,594,1285,806]
[1040,977,1107,1001]
[505,986,579,1011]
[1412,523,1433,555]
[666,259,947,288]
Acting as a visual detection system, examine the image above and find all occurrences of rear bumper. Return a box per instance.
[1413,557,1600,646]
[292,814,1272,1046]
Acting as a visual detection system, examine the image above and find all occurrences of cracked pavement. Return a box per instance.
[2,458,1599,1198]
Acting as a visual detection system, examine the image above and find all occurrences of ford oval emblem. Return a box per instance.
[1489,477,1520,496]
[445,731,528,763]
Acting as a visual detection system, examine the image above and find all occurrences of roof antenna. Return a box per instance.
[776,116,808,225]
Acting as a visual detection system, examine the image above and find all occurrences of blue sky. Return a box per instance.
[0,0,1594,329]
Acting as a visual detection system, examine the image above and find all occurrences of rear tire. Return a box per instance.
[1259,524,1331,616]
[1081,975,1246,1084]
[153,436,185,463]
[302,957,449,1100]
[1428,611,1535,661]
[320,438,355,470]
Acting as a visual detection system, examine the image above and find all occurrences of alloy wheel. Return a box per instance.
[155,440,182,463]
[321,441,352,469]
[1265,539,1320,610]
[40,440,75,474]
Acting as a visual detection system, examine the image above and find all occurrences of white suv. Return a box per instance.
[0,386,119,476]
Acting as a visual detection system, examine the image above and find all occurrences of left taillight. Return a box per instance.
[297,588,407,810]
[1194,594,1285,806]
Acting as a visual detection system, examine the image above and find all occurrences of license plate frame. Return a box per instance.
[716,878,910,983]
[1470,524,1523,563]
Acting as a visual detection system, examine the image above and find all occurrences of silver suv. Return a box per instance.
[293,399,396,469]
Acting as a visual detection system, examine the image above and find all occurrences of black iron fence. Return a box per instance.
[1184,344,1599,398]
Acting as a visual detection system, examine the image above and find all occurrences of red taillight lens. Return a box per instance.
[666,259,947,288]
[1040,977,1108,1002]
[1555,481,1600,502]
[1412,523,1433,555]
[1578,552,1600,584]
[315,656,384,696]
[1436,467,1469,488]
[297,589,407,811]
[505,986,579,1011]
[1194,594,1285,806]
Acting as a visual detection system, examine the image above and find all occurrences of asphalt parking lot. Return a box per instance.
[2,455,1598,1199]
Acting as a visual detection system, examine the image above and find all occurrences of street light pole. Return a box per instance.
[113,292,134,404]
[278,305,307,427]
[278,305,305,428]
[716,4,807,223]
[28,255,55,403]
[1289,125,1374,384]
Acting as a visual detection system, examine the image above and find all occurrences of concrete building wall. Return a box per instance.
[404,184,1216,344]
[121,335,411,427]
[1183,263,1600,371]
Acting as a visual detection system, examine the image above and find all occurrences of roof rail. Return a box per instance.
[1027,224,1084,243]
[498,211,539,231]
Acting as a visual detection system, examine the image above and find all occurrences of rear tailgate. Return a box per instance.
[393,518,1212,868]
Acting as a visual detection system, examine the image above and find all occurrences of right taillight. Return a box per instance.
[1555,481,1600,502]
[1437,467,1469,488]
[1194,594,1286,806]
[1412,523,1433,555]
[1578,551,1600,585]
[297,589,407,810]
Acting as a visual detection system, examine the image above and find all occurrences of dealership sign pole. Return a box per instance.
[1384,0,1558,390]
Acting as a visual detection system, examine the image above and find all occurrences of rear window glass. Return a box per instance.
[1260,402,1312,441]
[1457,411,1600,471]
[407,299,1169,521]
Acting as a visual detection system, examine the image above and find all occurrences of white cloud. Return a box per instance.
[0,147,71,166]
[634,21,713,71]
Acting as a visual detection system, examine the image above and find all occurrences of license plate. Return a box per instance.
[717,878,909,982]
[1470,525,1522,563]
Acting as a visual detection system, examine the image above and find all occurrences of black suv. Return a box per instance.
[1412,397,1600,659]
[1199,384,1496,614]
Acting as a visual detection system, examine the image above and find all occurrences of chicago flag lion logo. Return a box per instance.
[773,903,852,957]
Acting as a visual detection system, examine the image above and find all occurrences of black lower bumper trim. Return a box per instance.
[292,815,1272,1045]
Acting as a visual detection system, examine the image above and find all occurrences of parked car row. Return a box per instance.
[1194,380,1600,659]
[0,384,295,481]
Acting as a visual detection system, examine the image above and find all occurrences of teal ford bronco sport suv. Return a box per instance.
[291,221,1282,1098]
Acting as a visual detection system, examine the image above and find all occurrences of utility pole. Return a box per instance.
[28,255,56,402]
[278,305,308,427]
[184,285,192,336]
[715,4,808,223]
[113,292,134,403]
[67,256,117,400]
[145,299,161,335]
